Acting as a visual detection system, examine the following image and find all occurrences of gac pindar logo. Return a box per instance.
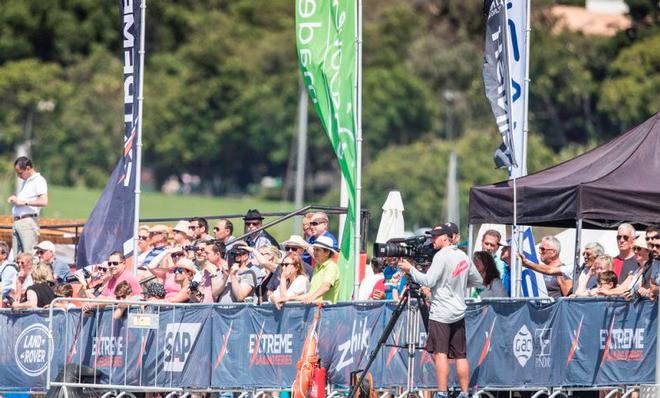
[513,325,533,367]
[534,327,551,368]
[163,323,201,372]
[15,324,52,377]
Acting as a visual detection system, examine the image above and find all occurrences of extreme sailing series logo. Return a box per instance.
[599,316,645,363]
[248,323,294,367]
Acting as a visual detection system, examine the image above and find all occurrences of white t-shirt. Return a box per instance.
[409,245,483,324]
[12,173,48,217]
[271,275,309,299]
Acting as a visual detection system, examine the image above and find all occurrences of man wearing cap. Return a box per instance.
[243,209,278,250]
[34,241,71,282]
[7,157,48,256]
[172,220,193,247]
[214,218,236,251]
[216,241,258,303]
[266,235,314,296]
[142,225,169,269]
[189,217,213,242]
[398,224,482,398]
[302,236,341,304]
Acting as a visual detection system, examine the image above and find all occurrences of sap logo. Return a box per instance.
[513,325,533,367]
[534,327,551,368]
[335,317,370,372]
[163,323,201,372]
[15,324,52,377]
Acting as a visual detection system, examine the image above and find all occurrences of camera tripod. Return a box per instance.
[348,282,430,398]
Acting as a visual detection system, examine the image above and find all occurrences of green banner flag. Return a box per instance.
[295,0,357,300]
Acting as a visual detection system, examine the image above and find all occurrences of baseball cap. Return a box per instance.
[34,241,56,252]
[425,224,453,237]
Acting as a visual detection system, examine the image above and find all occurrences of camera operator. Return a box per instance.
[398,224,482,398]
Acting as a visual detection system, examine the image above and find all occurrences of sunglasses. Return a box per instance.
[149,232,163,236]
[310,221,326,226]
[171,252,185,258]
[36,250,45,255]
[284,246,299,252]
[616,235,630,241]
[539,247,554,253]
[138,235,149,241]
[282,262,296,267]
[245,221,261,227]
[98,267,109,272]
[633,246,648,252]
[107,261,121,266]
[188,225,198,230]
[651,244,660,249]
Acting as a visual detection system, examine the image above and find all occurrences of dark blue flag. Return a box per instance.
[76,0,142,268]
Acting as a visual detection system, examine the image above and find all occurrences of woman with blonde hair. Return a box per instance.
[270,253,309,309]
[12,264,56,309]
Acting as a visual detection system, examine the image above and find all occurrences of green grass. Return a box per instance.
[44,185,299,241]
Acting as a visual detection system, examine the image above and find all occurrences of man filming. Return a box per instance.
[398,223,482,398]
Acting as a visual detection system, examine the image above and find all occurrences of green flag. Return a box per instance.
[295,0,357,301]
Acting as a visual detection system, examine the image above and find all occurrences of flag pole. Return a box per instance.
[353,0,363,298]
[132,0,146,273]
[501,0,521,297]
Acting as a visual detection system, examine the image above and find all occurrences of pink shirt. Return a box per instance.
[163,272,182,299]
[101,270,143,298]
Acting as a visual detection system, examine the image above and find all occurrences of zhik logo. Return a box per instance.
[335,317,370,372]
[513,324,533,367]
[163,323,201,372]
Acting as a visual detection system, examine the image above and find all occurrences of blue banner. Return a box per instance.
[0,300,656,392]
[76,0,142,268]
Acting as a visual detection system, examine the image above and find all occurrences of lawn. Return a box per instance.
[43,185,300,241]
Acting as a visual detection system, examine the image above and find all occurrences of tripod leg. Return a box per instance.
[347,294,410,398]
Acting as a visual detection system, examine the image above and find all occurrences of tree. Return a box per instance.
[598,33,660,129]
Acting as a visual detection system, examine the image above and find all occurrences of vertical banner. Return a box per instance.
[296,0,358,300]
[483,0,527,173]
[506,0,528,178]
[76,0,142,268]
[519,227,548,298]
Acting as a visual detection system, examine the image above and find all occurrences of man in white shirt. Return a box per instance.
[7,157,48,256]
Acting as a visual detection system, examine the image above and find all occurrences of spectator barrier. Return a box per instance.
[0,298,654,393]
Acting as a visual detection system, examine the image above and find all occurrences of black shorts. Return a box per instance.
[425,318,466,359]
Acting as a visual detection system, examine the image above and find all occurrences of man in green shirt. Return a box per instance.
[303,236,340,303]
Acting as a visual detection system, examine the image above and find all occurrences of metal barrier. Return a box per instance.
[46,298,214,395]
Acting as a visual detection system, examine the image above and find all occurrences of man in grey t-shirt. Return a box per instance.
[399,223,482,398]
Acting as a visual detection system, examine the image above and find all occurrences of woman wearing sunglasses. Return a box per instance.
[166,258,197,303]
[144,247,191,300]
[270,253,309,309]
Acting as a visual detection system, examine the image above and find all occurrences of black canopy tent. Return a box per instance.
[469,113,660,230]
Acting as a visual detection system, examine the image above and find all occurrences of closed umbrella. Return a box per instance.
[375,191,405,244]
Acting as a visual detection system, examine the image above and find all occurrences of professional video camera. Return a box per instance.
[373,235,437,272]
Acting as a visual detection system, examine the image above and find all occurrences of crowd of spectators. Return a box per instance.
[0,209,343,311]
[1,208,658,311]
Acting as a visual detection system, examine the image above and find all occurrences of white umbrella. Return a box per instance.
[375,191,405,243]
[358,191,405,300]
